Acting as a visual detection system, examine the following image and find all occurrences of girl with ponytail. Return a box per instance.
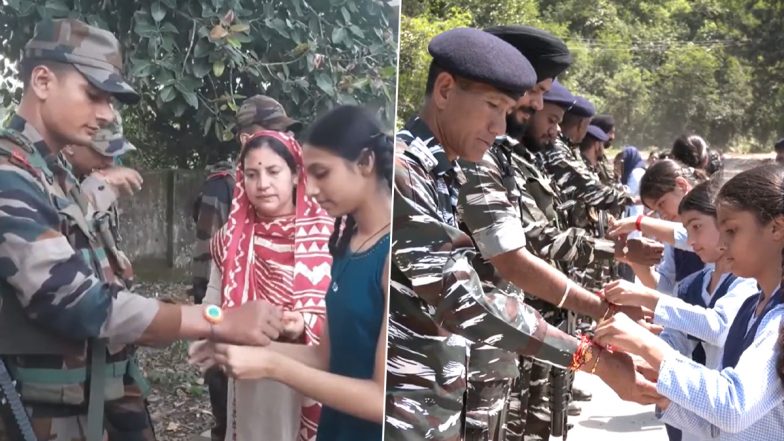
[192,106,392,441]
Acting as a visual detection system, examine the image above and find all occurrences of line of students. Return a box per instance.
[596,162,784,440]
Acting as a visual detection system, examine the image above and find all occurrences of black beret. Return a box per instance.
[428,28,536,97]
[566,96,596,118]
[586,125,609,142]
[591,114,615,132]
[543,80,576,109]
[775,138,784,151]
[484,25,572,82]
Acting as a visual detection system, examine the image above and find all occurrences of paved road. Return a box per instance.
[557,372,666,441]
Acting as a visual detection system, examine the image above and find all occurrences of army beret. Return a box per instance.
[586,125,609,143]
[543,80,576,109]
[484,25,572,82]
[592,114,615,133]
[566,95,596,118]
[428,27,536,96]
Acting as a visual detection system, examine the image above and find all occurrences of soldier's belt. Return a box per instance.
[8,356,150,405]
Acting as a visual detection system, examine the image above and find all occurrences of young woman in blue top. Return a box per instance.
[192,106,392,441]
[594,164,784,441]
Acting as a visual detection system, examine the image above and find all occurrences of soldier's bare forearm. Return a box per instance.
[136,303,199,346]
[491,247,608,320]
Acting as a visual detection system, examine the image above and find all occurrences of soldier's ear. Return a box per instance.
[30,65,56,100]
[432,71,456,110]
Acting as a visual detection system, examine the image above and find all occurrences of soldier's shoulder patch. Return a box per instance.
[0,133,41,179]
[0,128,35,154]
[405,137,438,172]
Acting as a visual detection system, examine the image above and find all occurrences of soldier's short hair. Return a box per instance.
[425,62,445,96]
[19,58,74,89]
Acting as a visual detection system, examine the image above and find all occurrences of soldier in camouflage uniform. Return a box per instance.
[386,27,655,441]
[539,95,632,291]
[62,110,157,441]
[0,18,283,441]
[590,114,617,186]
[190,94,301,441]
[459,75,617,440]
[455,27,577,441]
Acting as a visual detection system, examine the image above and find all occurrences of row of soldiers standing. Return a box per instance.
[386,25,655,441]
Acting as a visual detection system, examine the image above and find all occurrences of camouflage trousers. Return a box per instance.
[503,357,532,441]
[522,361,552,441]
[464,378,514,441]
[0,383,155,441]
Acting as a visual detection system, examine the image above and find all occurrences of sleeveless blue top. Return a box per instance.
[673,248,705,283]
[315,233,389,441]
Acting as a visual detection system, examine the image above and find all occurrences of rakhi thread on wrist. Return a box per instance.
[569,334,595,371]
[590,346,604,374]
[594,289,618,320]
[557,281,572,308]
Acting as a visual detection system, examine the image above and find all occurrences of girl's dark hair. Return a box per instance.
[671,134,709,169]
[303,105,393,257]
[716,164,784,226]
[678,178,723,217]
[239,135,297,174]
[639,159,708,205]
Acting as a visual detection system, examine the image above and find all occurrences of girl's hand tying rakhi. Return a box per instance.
[281,310,306,341]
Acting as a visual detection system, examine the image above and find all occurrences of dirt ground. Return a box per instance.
[134,282,213,441]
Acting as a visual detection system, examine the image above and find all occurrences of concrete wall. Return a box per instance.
[116,170,208,276]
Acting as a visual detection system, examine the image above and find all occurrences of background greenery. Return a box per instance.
[399,0,782,153]
[0,0,399,168]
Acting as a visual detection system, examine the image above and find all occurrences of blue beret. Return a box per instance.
[428,28,536,97]
[586,125,609,142]
[543,80,576,109]
[566,95,596,118]
[484,25,572,82]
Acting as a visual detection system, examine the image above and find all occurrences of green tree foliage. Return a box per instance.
[400,0,777,152]
[0,0,399,167]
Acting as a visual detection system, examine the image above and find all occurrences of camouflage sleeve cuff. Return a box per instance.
[101,290,159,345]
[472,218,527,258]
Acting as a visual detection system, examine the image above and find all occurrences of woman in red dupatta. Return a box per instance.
[205,130,333,441]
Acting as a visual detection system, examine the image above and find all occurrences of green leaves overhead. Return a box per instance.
[0,0,399,168]
[399,0,778,152]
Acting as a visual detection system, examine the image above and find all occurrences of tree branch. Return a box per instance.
[180,19,197,77]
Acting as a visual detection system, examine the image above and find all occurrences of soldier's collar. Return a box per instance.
[9,113,58,161]
[399,116,454,176]
[496,135,535,161]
